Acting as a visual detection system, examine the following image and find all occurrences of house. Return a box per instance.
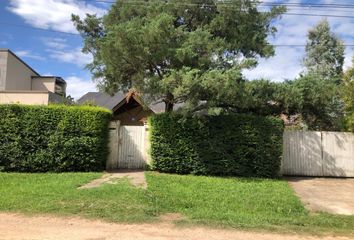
[0,49,66,105]
[77,91,171,126]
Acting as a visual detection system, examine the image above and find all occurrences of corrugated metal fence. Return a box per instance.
[282,131,354,177]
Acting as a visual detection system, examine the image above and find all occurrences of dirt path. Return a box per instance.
[0,213,351,240]
[287,177,354,215]
[78,170,147,189]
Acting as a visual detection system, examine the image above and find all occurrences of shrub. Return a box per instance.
[0,104,112,172]
[346,112,354,132]
[149,113,284,178]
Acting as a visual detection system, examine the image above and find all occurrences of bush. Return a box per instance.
[149,113,284,178]
[0,104,112,172]
[346,112,354,132]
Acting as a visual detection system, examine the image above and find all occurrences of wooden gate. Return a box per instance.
[282,131,354,177]
[107,121,148,170]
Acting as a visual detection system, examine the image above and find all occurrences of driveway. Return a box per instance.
[287,177,354,215]
[0,213,351,240]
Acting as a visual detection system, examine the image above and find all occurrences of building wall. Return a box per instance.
[49,92,64,103]
[32,77,56,92]
[0,91,49,105]
[4,52,39,91]
[0,51,7,91]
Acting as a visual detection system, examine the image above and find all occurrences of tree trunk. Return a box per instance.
[164,92,174,112]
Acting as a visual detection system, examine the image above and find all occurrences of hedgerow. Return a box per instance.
[149,113,284,178]
[0,104,111,172]
[346,112,354,132]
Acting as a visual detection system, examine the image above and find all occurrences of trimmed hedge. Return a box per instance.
[0,104,112,172]
[149,113,284,178]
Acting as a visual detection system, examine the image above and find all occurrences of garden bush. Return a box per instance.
[149,113,284,178]
[346,112,354,132]
[0,104,112,172]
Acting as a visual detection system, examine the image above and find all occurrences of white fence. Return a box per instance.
[106,121,149,170]
[282,131,354,177]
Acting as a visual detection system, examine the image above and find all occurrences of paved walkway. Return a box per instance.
[287,177,354,215]
[0,213,351,240]
[78,170,147,189]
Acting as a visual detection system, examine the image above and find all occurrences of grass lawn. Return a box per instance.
[0,172,354,235]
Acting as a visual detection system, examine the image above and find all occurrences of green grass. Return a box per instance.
[0,172,155,222]
[0,172,354,236]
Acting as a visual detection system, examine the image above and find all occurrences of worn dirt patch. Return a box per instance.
[78,170,147,189]
[159,213,186,223]
[0,213,351,240]
[287,177,354,215]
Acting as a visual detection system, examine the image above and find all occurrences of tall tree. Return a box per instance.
[292,75,344,131]
[72,0,285,111]
[343,57,354,113]
[303,19,345,83]
[343,57,354,131]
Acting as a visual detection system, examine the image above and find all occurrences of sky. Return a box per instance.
[0,0,354,100]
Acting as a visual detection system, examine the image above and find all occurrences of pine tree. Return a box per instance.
[72,0,285,111]
[304,19,345,83]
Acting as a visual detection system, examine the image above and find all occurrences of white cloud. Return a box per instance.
[244,2,354,81]
[47,48,92,67]
[243,47,304,81]
[14,50,45,61]
[8,0,354,82]
[64,76,96,100]
[8,0,106,33]
[41,37,68,50]
[344,47,354,70]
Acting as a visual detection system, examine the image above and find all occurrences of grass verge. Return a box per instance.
[0,172,354,236]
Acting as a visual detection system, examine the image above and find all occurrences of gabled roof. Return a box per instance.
[1,49,66,84]
[77,92,126,110]
[0,49,40,76]
[77,91,179,113]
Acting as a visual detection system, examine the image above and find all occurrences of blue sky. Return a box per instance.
[1,0,354,99]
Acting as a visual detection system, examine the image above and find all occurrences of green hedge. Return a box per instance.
[0,104,112,172]
[346,112,354,132]
[149,113,284,178]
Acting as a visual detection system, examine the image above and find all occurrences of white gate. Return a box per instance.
[107,121,148,170]
[282,131,354,177]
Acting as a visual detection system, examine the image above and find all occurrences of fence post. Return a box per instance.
[106,120,121,170]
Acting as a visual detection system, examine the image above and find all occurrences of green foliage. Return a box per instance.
[0,105,112,172]
[347,113,354,132]
[72,0,285,111]
[290,74,344,131]
[149,113,284,178]
[238,79,301,116]
[343,58,354,131]
[304,19,345,83]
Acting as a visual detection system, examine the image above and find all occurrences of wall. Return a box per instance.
[282,131,354,177]
[0,91,49,105]
[49,92,64,103]
[4,52,38,90]
[0,51,7,91]
[32,77,56,92]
